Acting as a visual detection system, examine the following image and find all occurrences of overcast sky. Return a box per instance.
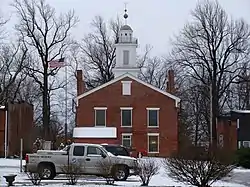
[1,0,250,56]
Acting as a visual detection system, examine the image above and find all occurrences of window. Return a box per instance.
[94,107,107,126]
[218,134,224,147]
[121,107,132,127]
[243,141,250,148]
[87,146,103,155]
[148,133,159,153]
[122,134,132,148]
[121,81,132,95]
[123,50,129,65]
[147,108,160,127]
[73,146,85,156]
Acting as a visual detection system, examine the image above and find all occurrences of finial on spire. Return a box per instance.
[123,2,128,24]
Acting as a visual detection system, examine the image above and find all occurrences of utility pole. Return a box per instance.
[210,83,213,148]
[65,62,68,144]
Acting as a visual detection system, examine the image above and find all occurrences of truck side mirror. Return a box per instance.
[101,152,107,158]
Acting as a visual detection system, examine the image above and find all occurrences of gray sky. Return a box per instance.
[1,0,250,56]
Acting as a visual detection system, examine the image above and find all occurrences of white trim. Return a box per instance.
[122,133,132,136]
[94,107,107,110]
[121,81,132,84]
[120,107,133,110]
[122,133,132,147]
[148,133,159,136]
[147,109,159,128]
[76,73,181,107]
[146,108,160,110]
[237,118,240,129]
[121,108,133,127]
[147,133,160,153]
[94,108,106,127]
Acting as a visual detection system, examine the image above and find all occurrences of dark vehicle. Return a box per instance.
[101,144,130,157]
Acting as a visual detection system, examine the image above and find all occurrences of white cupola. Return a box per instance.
[113,8,140,78]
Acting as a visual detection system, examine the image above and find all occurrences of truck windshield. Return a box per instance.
[102,145,129,156]
[62,145,70,152]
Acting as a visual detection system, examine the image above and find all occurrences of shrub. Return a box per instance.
[162,147,235,187]
[235,148,250,169]
[60,162,83,185]
[26,172,42,185]
[96,159,116,185]
[134,158,160,186]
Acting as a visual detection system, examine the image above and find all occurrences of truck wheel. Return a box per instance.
[38,164,55,180]
[112,165,129,181]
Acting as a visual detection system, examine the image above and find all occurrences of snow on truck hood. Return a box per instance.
[107,152,136,160]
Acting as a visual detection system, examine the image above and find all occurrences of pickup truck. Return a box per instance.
[25,143,138,181]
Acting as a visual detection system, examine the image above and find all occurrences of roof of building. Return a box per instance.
[120,25,132,31]
[232,109,250,114]
[76,73,181,107]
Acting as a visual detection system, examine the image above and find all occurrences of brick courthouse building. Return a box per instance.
[73,18,181,157]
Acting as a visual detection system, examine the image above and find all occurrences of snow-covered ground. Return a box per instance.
[0,158,248,187]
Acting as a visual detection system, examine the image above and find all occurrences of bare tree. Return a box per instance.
[167,0,250,148]
[13,0,79,140]
[0,42,28,104]
[79,15,121,89]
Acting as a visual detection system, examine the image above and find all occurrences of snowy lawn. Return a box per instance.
[0,158,248,187]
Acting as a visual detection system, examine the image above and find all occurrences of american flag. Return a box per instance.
[48,57,66,68]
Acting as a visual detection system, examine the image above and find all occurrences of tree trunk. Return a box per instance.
[211,62,218,150]
[43,66,49,140]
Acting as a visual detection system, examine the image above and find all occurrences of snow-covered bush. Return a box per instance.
[60,162,83,185]
[162,147,235,187]
[135,158,160,186]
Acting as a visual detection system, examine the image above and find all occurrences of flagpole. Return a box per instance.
[65,61,68,144]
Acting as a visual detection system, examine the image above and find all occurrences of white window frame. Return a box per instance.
[94,107,107,127]
[243,141,250,148]
[121,81,132,95]
[237,118,240,129]
[147,108,160,128]
[148,133,159,153]
[120,107,133,127]
[122,133,132,148]
[238,141,241,149]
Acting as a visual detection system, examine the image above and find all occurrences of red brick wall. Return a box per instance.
[0,109,5,157]
[75,138,119,144]
[8,103,34,156]
[76,76,178,157]
[217,118,237,151]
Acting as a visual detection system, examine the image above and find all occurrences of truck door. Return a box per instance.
[85,146,109,174]
[70,145,86,173]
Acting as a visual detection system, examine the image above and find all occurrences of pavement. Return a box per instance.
[223,170,250,186]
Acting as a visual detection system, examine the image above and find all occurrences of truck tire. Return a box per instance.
[38,164,55,180]
[112,165,129,181]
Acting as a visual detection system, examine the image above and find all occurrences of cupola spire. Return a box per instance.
[124,3,128,25]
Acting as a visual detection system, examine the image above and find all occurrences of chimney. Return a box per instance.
[166,69,175,94]
[76,70,85,96]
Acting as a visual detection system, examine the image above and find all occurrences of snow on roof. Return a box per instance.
[232,110,250,114]
[73,127,117,139]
